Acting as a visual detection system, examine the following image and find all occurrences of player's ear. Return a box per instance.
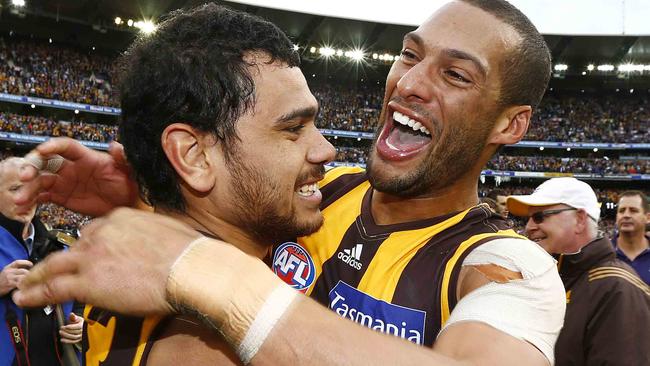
[161,123,216,193]
[488,105,531,145]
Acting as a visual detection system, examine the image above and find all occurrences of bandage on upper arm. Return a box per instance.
[442,238,565,365]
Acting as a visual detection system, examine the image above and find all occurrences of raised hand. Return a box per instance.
[15,138,139,216]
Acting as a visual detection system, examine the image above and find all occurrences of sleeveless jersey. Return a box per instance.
[82,306,168,366]
[272,166,525,346]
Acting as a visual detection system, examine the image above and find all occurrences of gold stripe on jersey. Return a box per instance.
[302,179,372,296]
[440,229,526,326]
[84,305,163,366]
[84,305,113,366]
[356,207,475,302]
[319,166,365,188]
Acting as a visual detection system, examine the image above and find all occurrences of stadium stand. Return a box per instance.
[0,24,648,240]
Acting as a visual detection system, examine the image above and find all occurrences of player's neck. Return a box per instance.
[159,208,269,259]
[617,231,649,260]
[370,179,479,226]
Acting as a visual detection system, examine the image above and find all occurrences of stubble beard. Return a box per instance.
[225,152,323,244]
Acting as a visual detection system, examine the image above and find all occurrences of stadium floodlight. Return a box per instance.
[114,17,122,25]
[566,148,571,152]
[319,47,335,57]
[11,0,25,7]
[30,104,35,108]
[372,53,378,59]
[581,71,586,75]
[336,49,343,57]
[618,63,645,72]
[553,64,568,71]
[293,44,299,51]
[393,55,400,61]
[597,64,614,71]
[593,148,598,152]
[539,146,544,151]
[74,109,79,114]
[127,19,134,27]
[587,64,595,71]
[310,47,316,53]
[135,20,157,34]
[348,49,364,61]
[378,55,384,60]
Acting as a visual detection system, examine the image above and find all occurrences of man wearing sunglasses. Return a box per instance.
[507,177,650,366]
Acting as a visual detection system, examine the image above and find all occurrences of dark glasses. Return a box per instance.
[529,207,577,224]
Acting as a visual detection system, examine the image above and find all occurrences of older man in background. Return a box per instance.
[508,177,650,366]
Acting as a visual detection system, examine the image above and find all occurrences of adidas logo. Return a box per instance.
[337,244,363,270]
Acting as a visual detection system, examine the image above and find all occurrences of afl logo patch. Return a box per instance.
[272,242,316,293]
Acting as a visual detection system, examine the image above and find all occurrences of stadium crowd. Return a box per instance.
[0,32,647,245]
[331,146,650,175]
[2,36,648,145]
[0,36,117,106]
[530,95,650,143]
[489,155,650,175]
[0,112,117,142]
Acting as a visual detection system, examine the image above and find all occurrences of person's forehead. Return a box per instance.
[414,1,521,64]
[251,63,317,119]
[618,195,643,209]
[0,164,20,188]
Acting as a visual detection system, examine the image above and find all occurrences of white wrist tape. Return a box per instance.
[167,235,299,364]
[237,285,297,364]
[24,153,64,173]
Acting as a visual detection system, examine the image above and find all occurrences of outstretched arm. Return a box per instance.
[13,208,552,366]
[15,137,139,216]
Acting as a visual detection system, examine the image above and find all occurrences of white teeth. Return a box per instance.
[297,183,319,197]
[392,111,431,136]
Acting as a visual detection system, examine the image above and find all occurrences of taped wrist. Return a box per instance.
[166,236,297,364]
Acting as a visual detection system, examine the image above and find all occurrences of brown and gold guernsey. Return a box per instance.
[272,166,525,346]
[82,305,168,366]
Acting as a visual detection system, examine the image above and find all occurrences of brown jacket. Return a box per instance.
[555,237,650,366]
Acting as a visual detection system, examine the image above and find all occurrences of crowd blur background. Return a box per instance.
[0,0,648,238]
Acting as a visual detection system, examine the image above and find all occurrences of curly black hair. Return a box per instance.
[117,3,300,211]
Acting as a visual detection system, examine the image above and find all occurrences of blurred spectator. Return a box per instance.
[613,191,650,285]
[486,189,508,217]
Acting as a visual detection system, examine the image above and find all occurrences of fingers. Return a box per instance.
[59,332,82,344]
[108,141,127,166]
[13,273,81,308]
[9,260,33,269]
[18,251,81,288]
[36,137,89,162]
[59,324,83,343]
[17,164,39,182]
[15,172,57,205]
[68,312,83,324]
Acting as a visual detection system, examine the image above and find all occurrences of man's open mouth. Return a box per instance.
[376,108,433,160]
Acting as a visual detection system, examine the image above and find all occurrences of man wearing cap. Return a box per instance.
[508,177,650,366]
